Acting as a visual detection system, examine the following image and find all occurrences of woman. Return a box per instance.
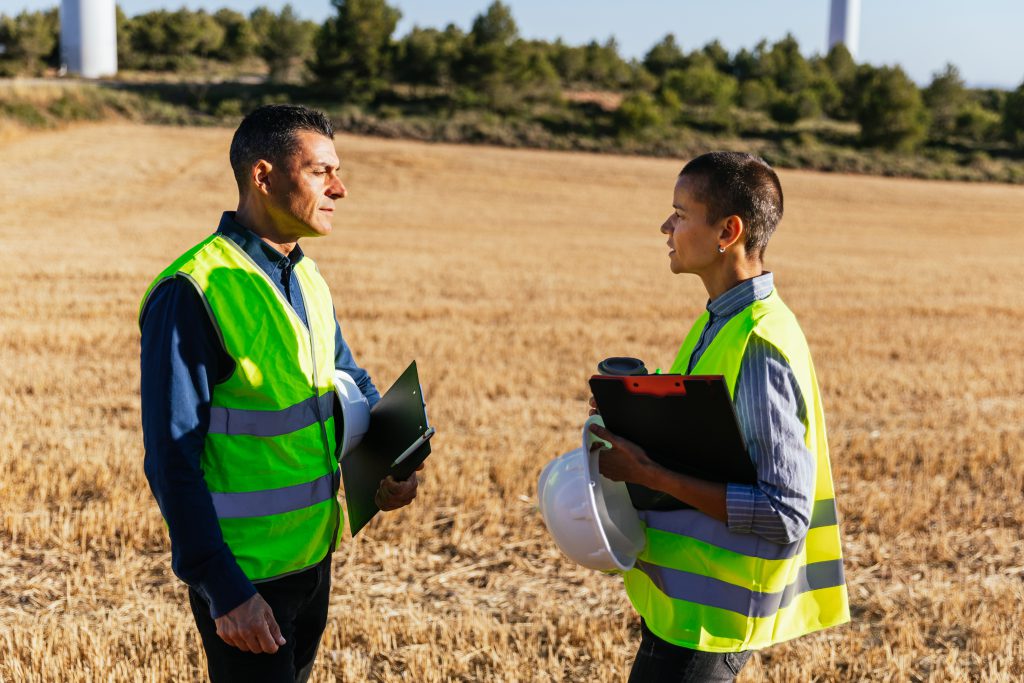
[589,152,849,682]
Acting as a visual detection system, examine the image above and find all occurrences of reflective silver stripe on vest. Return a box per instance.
[810,498,838,528]
[635,558,846,618]
[211,469,340,519]
[642,509,806,561]
[641,498,839,562]
[209,392,334,437]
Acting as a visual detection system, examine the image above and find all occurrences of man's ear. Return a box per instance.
[251,160,273,196]
[719,215,745,251]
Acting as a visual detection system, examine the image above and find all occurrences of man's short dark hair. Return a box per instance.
[229,104,335,192]
[679,152,783,259]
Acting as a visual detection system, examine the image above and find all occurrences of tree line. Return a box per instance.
[2,0,1023,152]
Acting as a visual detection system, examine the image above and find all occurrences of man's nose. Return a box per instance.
[328,177,347,199]
[660,217,673,234]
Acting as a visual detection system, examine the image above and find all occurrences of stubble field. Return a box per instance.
[0,122,1022,682]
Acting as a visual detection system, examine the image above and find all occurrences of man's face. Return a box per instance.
[660,175,721,275]
[266,130,346,240]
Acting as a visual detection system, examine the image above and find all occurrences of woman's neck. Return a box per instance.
[700,258,764,301]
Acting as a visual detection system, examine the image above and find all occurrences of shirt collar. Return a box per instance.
[217,212,304,278]
[706,272,774,318]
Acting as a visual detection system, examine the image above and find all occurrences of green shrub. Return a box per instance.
[739,80,771,111]
[661,64,737,109]
[955,102,1001,142]
[615,92,663,137]
[853,65,929,150]
[1003,81,1024,147]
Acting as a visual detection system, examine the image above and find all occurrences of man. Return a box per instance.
[589,152,849,681]
[139,104,420,682]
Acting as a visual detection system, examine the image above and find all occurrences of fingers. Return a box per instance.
[218,623,257,653]
[376,474,419,511]
[597,450,621,480]
[243,627,268,654]
[588,423,619,448]
[215,625,241,651]
[232,615,279,654]
[266,613,286,648]
[383,474,417,496]
[214,594,284,654]
[253,619,280,654]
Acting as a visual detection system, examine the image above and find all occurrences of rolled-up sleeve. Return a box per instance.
[726,334,815,545]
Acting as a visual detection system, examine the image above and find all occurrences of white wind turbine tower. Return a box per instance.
[60,0,118,78]
[828,0,861,60]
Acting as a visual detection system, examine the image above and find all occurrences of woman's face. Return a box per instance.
[660,175,721,276]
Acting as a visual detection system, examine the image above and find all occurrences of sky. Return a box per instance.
[8,0,1023,89]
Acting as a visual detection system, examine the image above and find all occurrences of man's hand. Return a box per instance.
[374,465,422,511]
[588,422,661,487]
[214,593,285,654]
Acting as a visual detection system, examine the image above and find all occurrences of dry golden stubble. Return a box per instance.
[0,123,1022,681]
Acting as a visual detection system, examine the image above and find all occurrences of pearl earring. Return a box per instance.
[717,245,726,254]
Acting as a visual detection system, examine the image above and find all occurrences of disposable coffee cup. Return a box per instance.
[597,357,648,376]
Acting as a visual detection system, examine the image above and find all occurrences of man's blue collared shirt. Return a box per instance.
[139,212,379,618]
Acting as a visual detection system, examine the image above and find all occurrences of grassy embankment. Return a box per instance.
[2,77,1023,184]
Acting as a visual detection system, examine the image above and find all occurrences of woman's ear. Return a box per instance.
[719,215,745,251]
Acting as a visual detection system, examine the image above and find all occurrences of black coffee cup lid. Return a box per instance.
[597,357,648,376]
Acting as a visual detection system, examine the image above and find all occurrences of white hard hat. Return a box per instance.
[537,416,646,572]
[334,369,371,459]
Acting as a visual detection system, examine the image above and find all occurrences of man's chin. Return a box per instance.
[305,220,333,237]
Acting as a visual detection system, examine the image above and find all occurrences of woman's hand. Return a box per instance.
[588,422,661,487]
[588,395,599,416]
[588,423,729,522]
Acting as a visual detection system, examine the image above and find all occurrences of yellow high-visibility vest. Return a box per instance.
[140,234,341,581]
[622,289,850,652]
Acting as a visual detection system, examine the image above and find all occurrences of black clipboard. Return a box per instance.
[340,361,434,536]
[589,374,754,510]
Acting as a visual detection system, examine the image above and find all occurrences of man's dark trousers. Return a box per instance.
[628,619,752,683]
[189,554,332,683]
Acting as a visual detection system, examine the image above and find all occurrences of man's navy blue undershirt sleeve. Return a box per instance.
[140,213,379,618]
[140,278,255,619]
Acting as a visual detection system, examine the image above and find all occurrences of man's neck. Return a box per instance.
[235,204,298,256]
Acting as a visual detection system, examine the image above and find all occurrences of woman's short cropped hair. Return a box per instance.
[679,152,784,259]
